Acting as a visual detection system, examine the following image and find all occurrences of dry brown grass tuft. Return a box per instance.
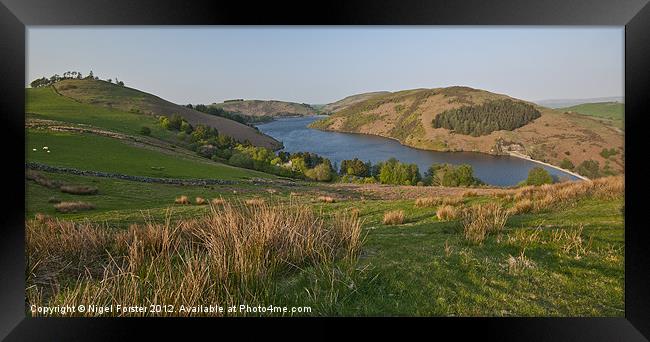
[436,205,459,221]
[414,197,441,208]
[53,201,95,213]
[460,203,510,244]
[506,249,536,274]
[195,197,207,205]
[462,190,478,198]
[265,188,278,194]
[245,198,265,206]
[508,198,533,215]
[383,210,405,225]
[26,170,64,189]
[210,198,226,206]
[174,195,190,205]
[60,185,98,195]
[442,196,465,206]
[317,196,336,203]
[510,176,624,214]
[26,201,364,316]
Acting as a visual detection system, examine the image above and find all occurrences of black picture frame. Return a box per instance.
[1,0,649,340]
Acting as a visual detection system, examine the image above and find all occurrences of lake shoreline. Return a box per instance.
[307,119,589,181]
[507,151,589,181]
[258,116,581,186]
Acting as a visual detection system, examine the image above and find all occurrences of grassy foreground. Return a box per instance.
[26,171,624,316]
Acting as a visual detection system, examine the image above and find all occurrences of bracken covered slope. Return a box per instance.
[310,86,624,175]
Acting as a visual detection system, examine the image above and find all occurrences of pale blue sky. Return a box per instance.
[27,27,624,105]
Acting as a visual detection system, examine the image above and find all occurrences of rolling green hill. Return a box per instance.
[320,91,391,114]
[26,129,270,180]
[558,102,624,123]
[50,79,281,149]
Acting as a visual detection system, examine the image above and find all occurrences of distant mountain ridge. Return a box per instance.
[211,100,317,118]
[321,91,391,114]
[535,96,624,109]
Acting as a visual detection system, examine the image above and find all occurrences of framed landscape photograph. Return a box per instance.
[1,0,649,340]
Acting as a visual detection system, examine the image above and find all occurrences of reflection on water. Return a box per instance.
[256,116,578,186]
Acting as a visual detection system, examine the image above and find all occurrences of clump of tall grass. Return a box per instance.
[60,185,98,195]
[383,210,405,225]
[245,198,265,206]
[510,176,624,214]
[442,196,464,206]
[317,196,336,203]
[460,203,510,244]
[462,190,478,198]
[555,225,592,260]
[174,195,190,205]
[54,201,95,213]
[211,198,226,206]
[436,205,459,221]
[414,197,441,208]
[195,197,207,205]
[26,201,364,316]
[506,249,536,274]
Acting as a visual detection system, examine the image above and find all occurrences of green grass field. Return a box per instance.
[26,129,270,180]
[559,102,624,128]
[26,87,181,142]
[27,170,624,316]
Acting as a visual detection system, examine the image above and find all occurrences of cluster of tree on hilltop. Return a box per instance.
[185,103,260,126]
[30,71,125,88]
[432,99,541,136]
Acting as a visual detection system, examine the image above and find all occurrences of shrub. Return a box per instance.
[424,163,482,186]
[560,158,575,171]
[436,205,459,221]
[60,185,98,195]
[174,195,190,205]
[525,167,554,186]
[378,158,421,185]
[575,160,601,179]
[305,163,333,182]
[139,126,151,136]
[228,153,254,169]
[383,210,405,225]
[54,201,95,213]
[600,148,619,159]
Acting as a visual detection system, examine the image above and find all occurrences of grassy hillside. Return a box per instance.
[558,102,624,128]
[26,129,270,180]
[211,99,317,118]
[311,87,624,176]
[321,91,391,114]
[51,79,281,149]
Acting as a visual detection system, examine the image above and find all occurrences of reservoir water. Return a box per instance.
[256,116,578,186]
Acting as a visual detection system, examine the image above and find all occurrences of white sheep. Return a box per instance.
[32,148,37,152]
[47,150,50,153]
[42,146,49,150]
